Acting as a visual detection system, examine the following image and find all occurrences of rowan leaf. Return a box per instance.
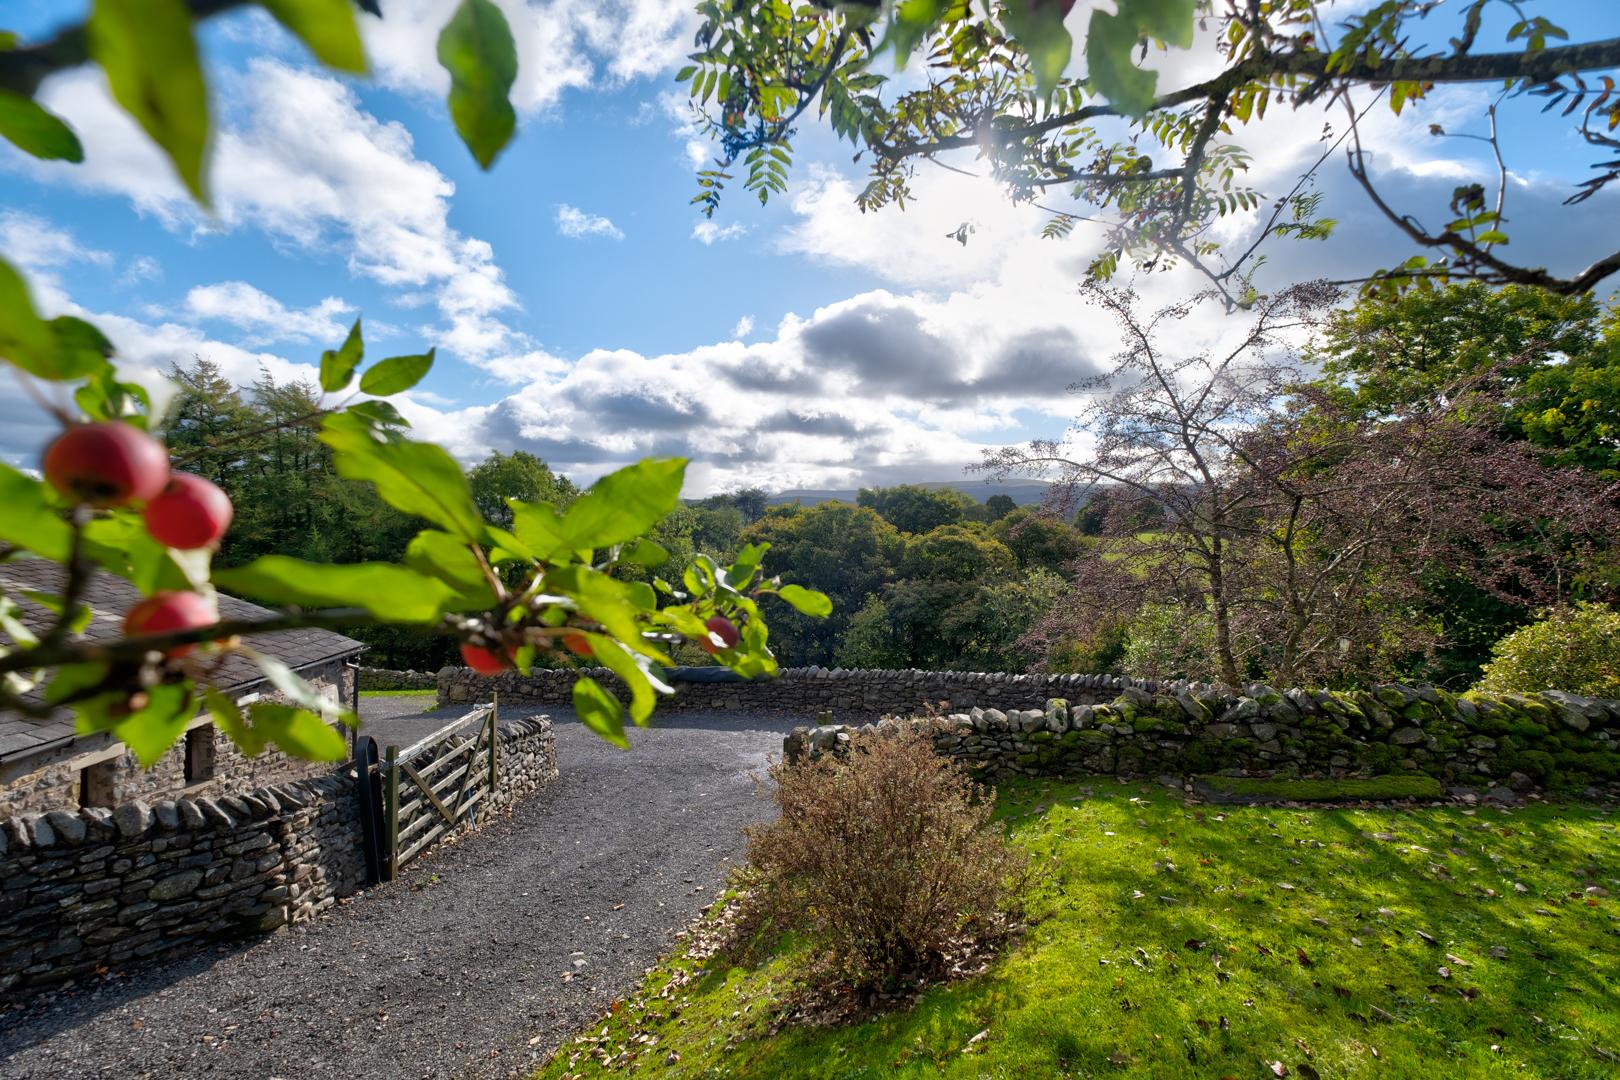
[88,0,211,202]
[437,0,518,169]
[262,0,367,73]
[0,89,84,161]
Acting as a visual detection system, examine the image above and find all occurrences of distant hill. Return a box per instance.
[765,478,1053,507]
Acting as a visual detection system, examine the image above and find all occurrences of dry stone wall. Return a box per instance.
[0,772,362,1003]
[358,666,439,692]
[0,714,558,1004]
[440,665,1170,718]
[783,683,1620,792]
[487,715,558,815]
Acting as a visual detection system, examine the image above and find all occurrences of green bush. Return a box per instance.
[1121,602,1217,680]
[745,731,1025,993]
[1477,601,1620,697]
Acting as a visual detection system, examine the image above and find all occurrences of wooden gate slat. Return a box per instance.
[383,699,500,879]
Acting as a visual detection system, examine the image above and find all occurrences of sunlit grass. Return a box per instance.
[537,778,1620,1079]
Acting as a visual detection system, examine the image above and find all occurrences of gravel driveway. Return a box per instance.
[0,699,805,1079]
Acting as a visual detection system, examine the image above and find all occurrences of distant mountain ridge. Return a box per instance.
[765,478,1052,507]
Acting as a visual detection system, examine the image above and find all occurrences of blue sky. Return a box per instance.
[3,1,1617,494]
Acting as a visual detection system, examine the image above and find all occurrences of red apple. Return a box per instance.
[460,642,511,674]
[143,472,233,549]
[562,632,593,658]
[122,591,218,657]
[43,422,169,507]
[700,615,741,654]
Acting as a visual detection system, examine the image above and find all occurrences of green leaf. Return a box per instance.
[0,462,72,560]
[776,584,833,618]
[204,688,265,756]
[436,0,518,169]
[262,0,367,73]
[585,635,665,725]
[1124,0,1196,48]
[49,316,116,378]
[320,317,364,392]
[509,500,574,561]
[561,458,686,551]
[249,702,349,761]
[1002,0,1073,99]
[1085,9,1157,116]
[482,522,537,564]
[22,590,93,634]
[345,399,408,428]
[0,595,38,649]
[0,89,84,161]
[572,676,628,749]
[883,0,950,63]
[320,411,485,541]
[403,530,499,609]
[237,645,354,729]
[726,542,769,591]
[215,555,453,622]
[87,0,211,202]
[0,255,61,379]
[45,662,110,705]
[545,564,667,656]
[105,684,193,767]
[359,349,434,395]
[622,537,669,568]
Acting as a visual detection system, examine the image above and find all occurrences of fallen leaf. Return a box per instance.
[1298,1064,1321,1080]
[1296,948,1314,968]
[1270,1062,1289,1077]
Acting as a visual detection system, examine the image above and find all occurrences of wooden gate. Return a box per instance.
[380,697,498,880]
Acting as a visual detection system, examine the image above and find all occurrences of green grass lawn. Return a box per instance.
[538,778,1619,1079]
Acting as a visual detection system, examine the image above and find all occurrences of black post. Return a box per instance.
[353,735,385,885]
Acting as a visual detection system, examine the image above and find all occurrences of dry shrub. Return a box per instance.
[746,729,1026,995]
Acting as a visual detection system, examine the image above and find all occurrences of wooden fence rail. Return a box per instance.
[380,696,498,880]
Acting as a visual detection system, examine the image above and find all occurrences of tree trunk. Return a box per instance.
[1207,536,1242,687]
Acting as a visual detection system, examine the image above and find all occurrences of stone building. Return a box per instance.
[0,558,365,817]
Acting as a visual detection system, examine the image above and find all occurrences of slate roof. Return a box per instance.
[0,558,366,771]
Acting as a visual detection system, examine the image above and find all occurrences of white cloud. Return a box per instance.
[183,281,355,345]
[731,314,754,338]
[555,204,625,240]
[18,60,558,381]
[0,210,113,274]
[362,0,695,115]
[692,220,748,245]
[121,255,163,285]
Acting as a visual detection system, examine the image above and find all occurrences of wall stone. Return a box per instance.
[440,665,1179,719]
[782,684,1620,792]
[0,714,557,1003]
